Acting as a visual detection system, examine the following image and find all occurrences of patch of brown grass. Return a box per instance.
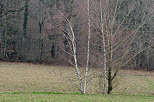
[114,69,154,95]
[0,62,153,95]
[0,62,77,92]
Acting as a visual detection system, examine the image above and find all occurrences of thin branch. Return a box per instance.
[0,6,24,17]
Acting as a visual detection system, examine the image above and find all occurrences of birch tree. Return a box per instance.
[90,0,153,94]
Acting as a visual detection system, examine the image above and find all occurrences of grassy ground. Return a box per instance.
[0,62,154,101]
[0,92,154,102]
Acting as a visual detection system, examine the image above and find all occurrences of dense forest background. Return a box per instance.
[0,0,154,70]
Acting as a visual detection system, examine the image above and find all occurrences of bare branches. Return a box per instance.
[0,5,24,18]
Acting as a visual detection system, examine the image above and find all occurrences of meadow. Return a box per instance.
[0,62,154,101]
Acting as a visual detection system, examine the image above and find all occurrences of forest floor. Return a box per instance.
[0,62,154,101]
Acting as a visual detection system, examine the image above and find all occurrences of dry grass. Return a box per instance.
[114,69,154,95]
[0,62,154,95]
[0,62,77,93]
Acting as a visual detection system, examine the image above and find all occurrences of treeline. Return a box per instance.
[0,0,153,70]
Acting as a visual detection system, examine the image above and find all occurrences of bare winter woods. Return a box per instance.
[0,0,154,94]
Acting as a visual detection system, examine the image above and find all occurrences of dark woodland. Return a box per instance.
[0,0,153,71]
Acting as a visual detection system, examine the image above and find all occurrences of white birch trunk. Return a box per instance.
[100,0,107,94]
[69,22,84,93]
[84,0,91,94]
[60,11,84,93]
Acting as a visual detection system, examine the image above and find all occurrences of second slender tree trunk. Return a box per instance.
[84,0,91,94]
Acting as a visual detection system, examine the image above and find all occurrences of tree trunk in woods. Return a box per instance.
[23,0,29,40]
[22,0,29,59]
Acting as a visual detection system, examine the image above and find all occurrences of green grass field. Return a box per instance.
[0,62,154,101]
[0,92,154,102]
